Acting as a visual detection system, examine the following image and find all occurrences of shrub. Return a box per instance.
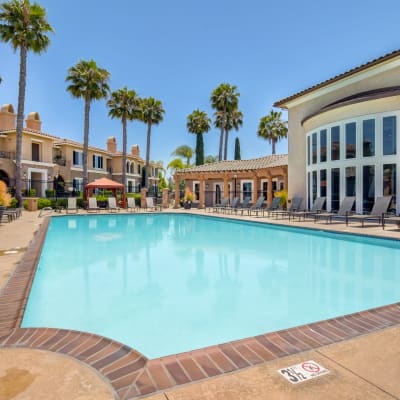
[184,187,195,202]
[23,200,28,210]
[38,198,52,209]
[45,189,56,198]
[0,181,11,207]
[274,189,288,208]
[24,188,36,197]
[9,197,17,208]
[127,193,141,206]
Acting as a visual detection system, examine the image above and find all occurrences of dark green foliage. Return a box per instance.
[234,137,241,160]
[196,133,204,165]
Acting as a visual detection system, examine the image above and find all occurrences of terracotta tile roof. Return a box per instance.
[53,138,110,155]
[0,128,60,140]
[274,49,400,108]
[176,154,288,174]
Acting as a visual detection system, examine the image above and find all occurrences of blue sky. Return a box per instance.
[1,0,400,169]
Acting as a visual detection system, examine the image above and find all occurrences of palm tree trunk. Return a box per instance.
[195,133,204,165]
[218,127,224,161]
[145,121,151,189]
[83,95,90,190]
[223,127,229,160]
[15,44,27,207]
[122,116,127,189]
[272,140,276,155]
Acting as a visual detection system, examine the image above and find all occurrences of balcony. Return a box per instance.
[0,151,15,159]
[53,156,66,166]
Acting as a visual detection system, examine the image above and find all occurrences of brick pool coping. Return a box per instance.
[0,215,399,399]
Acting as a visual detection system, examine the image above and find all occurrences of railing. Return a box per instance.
[0,151,15,159]
[53,157,66,166]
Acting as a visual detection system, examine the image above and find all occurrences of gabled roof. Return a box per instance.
[274,49,400,108]
[176,154,287,174]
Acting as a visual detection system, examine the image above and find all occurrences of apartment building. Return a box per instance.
[0,103,161,197]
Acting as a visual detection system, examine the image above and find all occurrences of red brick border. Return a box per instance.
[0,215,399,399]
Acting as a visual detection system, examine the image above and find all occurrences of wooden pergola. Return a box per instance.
[174,155,288,208]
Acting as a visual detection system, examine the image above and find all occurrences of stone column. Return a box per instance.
[140,188,148,208]
[162,188,169,208]
[223,175,229,201]
[174,175,180,208]
[199,178,205,209]
[267,174,273,206]
[283,168,288,191]
[253,176,259,204]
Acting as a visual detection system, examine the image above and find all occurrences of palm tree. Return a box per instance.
[0,0,54,206]
[107,87,140,189]
[186,109,211,165]
[204,154,218,164]
[257,110,288,154]
[140,97,165,188]
[172,145,193,167]
[215,108,243,160]
[210,83,240,161]
[66,60,110,187]
[167,157,185,173]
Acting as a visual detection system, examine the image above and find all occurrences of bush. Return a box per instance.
[23,200,28,210]
[274,189,288,208]
[24,188,36,197]
[9,197,17,208]
[45,189,56,198]
[0,181,11,207]
[38,198,52,209]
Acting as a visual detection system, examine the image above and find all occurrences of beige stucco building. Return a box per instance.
[0,103,161,197]
[275,50,400,214]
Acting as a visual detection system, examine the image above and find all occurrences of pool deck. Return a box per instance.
[0,208,399,399]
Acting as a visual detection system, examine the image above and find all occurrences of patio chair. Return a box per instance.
[224,197,240,214]
[126,197,139,212]
[383,214,400,230]
[289,197,326,221]
[346,196,392,227]
[262,196,282,217]
[145,197,162,211]
[107,197,121,213]
[66,197,79,214]
[87,197,100,213]
[269,196,303,219]
[248,196,265,216]
[234,197,252,215]
[314,196,355,224]
[212,197,229,213]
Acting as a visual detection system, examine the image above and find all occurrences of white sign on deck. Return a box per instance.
[278,360,329,384]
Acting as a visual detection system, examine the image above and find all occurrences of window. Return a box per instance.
[363,165,375,212]
[345,167,356,197]
[312,132,317,164]
[32,143,40,162]
[262,181,268,200]
[72,178,83,192]
[345,122,356,159]
[383,116,396,155]
[383,164,396,211]
[320,169,327,198]
[73,151,83,166]
[363,119,375,157]
[137,164,141,175]
[307,136,310,165]
[320,129,327,162]
[194,182,200,201]
[307,172,310,209]
[242,181,252,200]
[331,168,340,211]
[92,154,103,169]
[331,126,340,161]
[312,171,317,201]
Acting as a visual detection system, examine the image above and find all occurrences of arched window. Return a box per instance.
[137,164,141,175]
[126,161,130,173]
[130,162,134,174]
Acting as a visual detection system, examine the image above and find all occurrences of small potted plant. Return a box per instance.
[183,187,195,209]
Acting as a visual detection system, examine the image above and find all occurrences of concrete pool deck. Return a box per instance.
[0,208,399,399]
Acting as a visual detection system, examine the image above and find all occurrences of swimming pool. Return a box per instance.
[22,213,400,358]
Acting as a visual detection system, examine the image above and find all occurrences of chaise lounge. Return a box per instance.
[346,196,392,227]
[314,196,355,224]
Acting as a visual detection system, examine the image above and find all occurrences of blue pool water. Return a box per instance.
[22,214,400,358]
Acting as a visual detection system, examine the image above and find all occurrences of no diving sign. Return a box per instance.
[278,360,329,384]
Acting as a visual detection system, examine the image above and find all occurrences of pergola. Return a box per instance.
[174,154,288,209]
[85,177,126,207]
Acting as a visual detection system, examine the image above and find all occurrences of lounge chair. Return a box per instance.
[107,197,121,212]
[289,197,326,221]
[234,197,252,215]
[66,197,79,214]
[383,214,400,230]
[126,197,139,212]
[145,197,162,211]
[346,196,392,227]
[87,197,100,213]
[262,196,282,217]
[224,197,240,214]
[314,196,355,224]
[211,197,229,213]
[248,196,265,216]
[269,196,303,219]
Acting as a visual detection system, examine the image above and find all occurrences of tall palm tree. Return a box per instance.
[257,110,288,155]
[215,108,243,160]
[210,83,240,161]
[107,87,140,189]
[0,0,53,206]
[140,97,164,188]
[186,109,211,165]
[172,144,193,167]
[66,60,110,188]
